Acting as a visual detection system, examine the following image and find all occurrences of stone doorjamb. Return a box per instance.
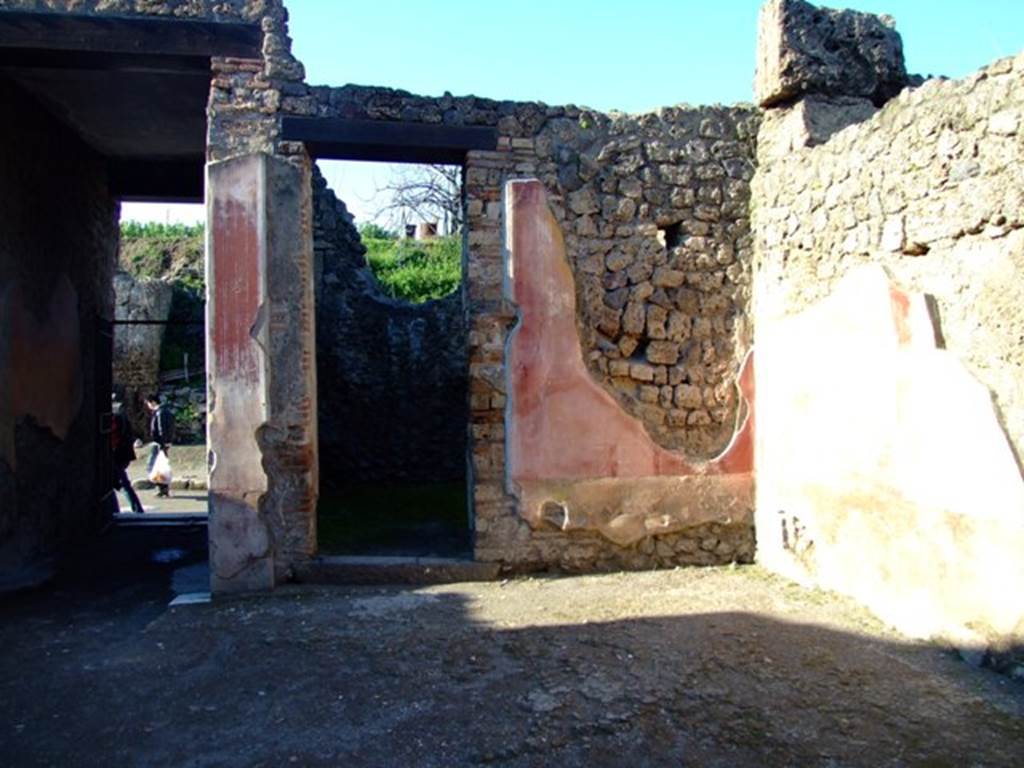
[206,152,318,594]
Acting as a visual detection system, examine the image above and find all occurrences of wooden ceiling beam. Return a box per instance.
[282,117,498,164]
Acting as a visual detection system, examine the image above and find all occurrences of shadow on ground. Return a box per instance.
[1,540,1023,767]
[317,481,469,558]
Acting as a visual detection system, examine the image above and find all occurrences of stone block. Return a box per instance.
[652,267,686,288]
[596,305,623,336]
[605,250,632,272]
[674,384,703,409]
[646,341,681,365]
[568,187,600,215]
[755,0,908,108]
[988,109,1019,136]
[646,305,668,339]
[629,363,656,382]
[757,96,877,159]
[880,215,905,252]
[609,359,631,377]
[618,336,639,358]
[622,302,646,335]
[667,311,692,341]
[638,385,660,404]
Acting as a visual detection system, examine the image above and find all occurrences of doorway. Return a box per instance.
[109,202,207,520]
[313,159,470,558]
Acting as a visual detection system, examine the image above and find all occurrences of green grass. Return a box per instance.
[363,234,462,303]
[317,481,468,555]
[120,221,204,240]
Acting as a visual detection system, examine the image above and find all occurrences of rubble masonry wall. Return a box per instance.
[291,88,760,570]
[311,168,468,489]
[754,57,1024,458]
[752,0,1024,646]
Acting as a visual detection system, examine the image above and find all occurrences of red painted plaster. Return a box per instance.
[1,274,82,468]
[506,180,753,482]
[207,156,270,500]
[212,174,262,385]
[889,286,913,347]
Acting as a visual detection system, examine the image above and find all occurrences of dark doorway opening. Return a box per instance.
[311,159,469,558]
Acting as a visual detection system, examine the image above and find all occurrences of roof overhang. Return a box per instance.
[0,10,262,201]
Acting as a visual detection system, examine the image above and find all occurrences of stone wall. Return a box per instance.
[112,271,173,435]
[0,78,118,586]
[290,85,760,572]
[22,0,1024,612]
[3,1,258,15]
[32,0,757,577]
[755,55,1024,458]
[206,0,306,164]
[536,107,759,459]
[312,168,467,488]
[752,0,1024,647]
[156,380,206,444]
[201,2,320,591]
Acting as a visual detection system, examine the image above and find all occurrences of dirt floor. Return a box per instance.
[2,528,1023,767]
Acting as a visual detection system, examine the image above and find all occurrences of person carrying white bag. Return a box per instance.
[145,394,176,498]
[149,446,173,489]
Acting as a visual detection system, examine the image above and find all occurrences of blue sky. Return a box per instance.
[288,0,1024,112]
[124,0,1024,224]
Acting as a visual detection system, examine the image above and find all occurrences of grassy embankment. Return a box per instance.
[120,221,463,304]
[119,221,205,373]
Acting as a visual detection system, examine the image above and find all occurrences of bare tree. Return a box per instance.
[372,164,462,235]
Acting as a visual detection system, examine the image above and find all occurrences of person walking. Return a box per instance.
[145,394,175,498]
[111,401,145,514]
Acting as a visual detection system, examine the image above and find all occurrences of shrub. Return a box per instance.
[364,234,462,303]
[358,222,398,241]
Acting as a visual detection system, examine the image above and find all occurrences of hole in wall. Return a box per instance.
[658,221,684,251]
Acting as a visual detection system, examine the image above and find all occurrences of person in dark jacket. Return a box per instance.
[145,394,175,498]
[111,403,145,514]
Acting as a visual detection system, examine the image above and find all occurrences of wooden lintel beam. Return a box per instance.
[0,11,261,61]
[109,157,205,203]
[282,117,497,163]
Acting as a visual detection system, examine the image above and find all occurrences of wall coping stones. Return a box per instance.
[755,0,909,108]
